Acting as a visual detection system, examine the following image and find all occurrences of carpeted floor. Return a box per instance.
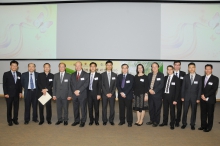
[0,97,220,146]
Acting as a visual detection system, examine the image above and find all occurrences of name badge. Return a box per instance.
[194,81,198,84]
[140,79,144,82]
[64,79,68,82]
[17,76,20,79]
[157,78,161,81]
[94,77,98,80]
[80,78,84,80]
[171,82,175,85]
[49,79,53,82]
[180,76,184,79]
[208,82,213,85]
[126,80,130,83]
[112,77,116,80]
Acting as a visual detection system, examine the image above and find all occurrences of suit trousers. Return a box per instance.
[73,95,87,123]
[176,97,183,123]
[200,100,215,130]
[118,97,133,124]
[56,97,69,121]
[88,91,100,122]
[6,95,19,123]
[24,89,38,122]
[148,95,162,124]
[39,99,52,122]
[102,95,115,123]
[162,94,175,126]
[182,99,197,126]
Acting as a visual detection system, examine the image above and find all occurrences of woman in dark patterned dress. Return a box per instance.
[133,64,148,126]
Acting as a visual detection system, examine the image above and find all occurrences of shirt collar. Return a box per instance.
[77,70,82,74]
[60,71,65,75]
[174,70,180,74]
[11,70,16,74]
[29,72,34,75]
[169,74,174,78]
[206,74,211,78]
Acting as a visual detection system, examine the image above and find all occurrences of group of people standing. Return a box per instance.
[2,60,219,132]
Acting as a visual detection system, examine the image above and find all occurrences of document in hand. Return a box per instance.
[38,92,52,105]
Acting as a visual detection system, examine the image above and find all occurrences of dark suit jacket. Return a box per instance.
[116,74,134,100]
[21,71,38,99]
[176,71,186,101]
[181,73,202,102]
[147,72,164,98]
[3,71,22,97]
[101,71,117,97]
[53,72,72,99]
[87,72,102,96]
[70,70,89,98]
[37,72,54,97]
[201,75,219,104]
[163,75,180,102]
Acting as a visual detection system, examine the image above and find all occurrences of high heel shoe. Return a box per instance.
[137,122,143,126]
[134,122,139,125]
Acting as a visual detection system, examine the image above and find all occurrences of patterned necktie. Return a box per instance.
[77,72,80,81]
[13,72,16,83]
[108,72,111,86]
[190,75,194,85]
[204,76,208,87]
[121,75,126,88]
[60,73,63,83]
[30,74,34,89]
[165,76,171,93]
[89,73,93,90]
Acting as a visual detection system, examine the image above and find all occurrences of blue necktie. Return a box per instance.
[30,74,34,89]
[121,75,126,88]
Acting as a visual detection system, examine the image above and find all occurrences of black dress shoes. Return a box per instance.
[33,120,39,123]
[152,123,158,127]
[39,121,44,125]
[128,124,132,127]
[134,123,138,125]
[198,127,205,130]
[13,120,19,125]
[159,123,167,127]
[175,122,179,127]
[24,121,29,125]
[79,122,85,127]
[110,122,115,126]
[8,122,13,126]
[71,122,79,126]
[146,121,153,125]
[181,125,186,129]
[95,122,99,126]
[55,121,63,125]
[203,129,211,132]
[47,121,52,125]
[103,122,107,125]
[191,126,195,130]
[118,122,125,126]
[170,126,174,130]
[64,121,68,125]
[89,122,93,125]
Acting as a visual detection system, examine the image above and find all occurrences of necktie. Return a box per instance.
[204,76,208,87]
[121,75,126,88]
[30,74,34,89]
[165,76,171,93]
[60,73,63,83]
[190,75,194,85]
[13,72,16,83]
[89,74,93,90]
[77,72,80,81]
[176,72,178,78]
[108,72,111,86]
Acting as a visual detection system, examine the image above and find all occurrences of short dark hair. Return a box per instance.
[174,60,181,65]
[59,62,66,67]
[106,60,113,65]
[43,63,50,67]
[188,62,196,67]
[121,64,129,68]
[28,63,36,67]
[167,65,174,69]
[151,62,159,68]
[205,64,213,69]
[10,60,18,66]
[136,64,144,75]
[90,62,97,67]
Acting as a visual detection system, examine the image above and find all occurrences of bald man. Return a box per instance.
[70,62,89,127]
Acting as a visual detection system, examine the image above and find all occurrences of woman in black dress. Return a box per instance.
[133,64,148,126]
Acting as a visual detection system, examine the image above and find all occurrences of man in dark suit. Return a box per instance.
[70,61,89,127]
[37,63,54,125]
[173,60,186,127]
[116,64,134,127]
[53,63,72,126]
[21,63,38,125]
[198,64,219,132]
[146,62,164,127]
[181,62,202,130]
[3,60,22,126]
[87,62,102,126]
[159,65,180,130]
[101,60,117,126]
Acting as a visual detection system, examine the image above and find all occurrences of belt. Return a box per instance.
[28,89,36,91]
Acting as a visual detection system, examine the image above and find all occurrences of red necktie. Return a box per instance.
[77,72,80,80]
